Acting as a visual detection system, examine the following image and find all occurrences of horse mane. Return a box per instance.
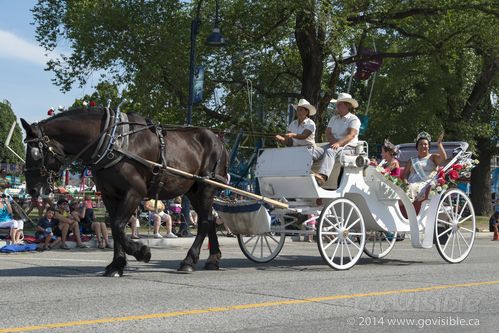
[38,107,106,124]
[39,108,206,133]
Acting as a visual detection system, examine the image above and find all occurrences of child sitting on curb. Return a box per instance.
[35,207,61,251]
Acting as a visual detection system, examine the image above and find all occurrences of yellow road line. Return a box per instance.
[2,279,499,333]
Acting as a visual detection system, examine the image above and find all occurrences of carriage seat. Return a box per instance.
[311,141,367,190]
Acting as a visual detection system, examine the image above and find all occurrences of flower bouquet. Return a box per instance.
[432,158,479,195]
[375,165,408,192]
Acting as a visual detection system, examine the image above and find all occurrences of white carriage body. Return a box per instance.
[231,141,476,269]
[255,141,472,249]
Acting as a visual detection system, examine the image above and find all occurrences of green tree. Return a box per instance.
[32,0,498,213]
[0,100,25,166]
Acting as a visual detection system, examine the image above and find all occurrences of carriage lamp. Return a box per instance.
[186,0,226,125]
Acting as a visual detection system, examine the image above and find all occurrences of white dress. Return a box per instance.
[406,155,436,201]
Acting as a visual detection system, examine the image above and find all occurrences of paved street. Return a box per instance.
[0,233,498,332]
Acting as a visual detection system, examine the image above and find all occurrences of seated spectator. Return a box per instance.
[0,192,24,244]
[189,210,198,226]
[81,194,95,226]
[35,207,61,251]
[490,212,499,241]
[401,132,447,201]
[71,201,111,249]
[129,213,140,239]
[144,199,177,238]
[53,199,88,249]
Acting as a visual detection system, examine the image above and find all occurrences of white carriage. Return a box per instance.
[225,141,476,270]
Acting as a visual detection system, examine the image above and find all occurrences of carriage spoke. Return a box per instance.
[447,196,455,219]
[341,202,345,226]
[450,231,456,258]
[438,227,453,238]
[348,232,363,236]
[331,241,340,261]
[263,236,273,254]
[322,236,339,250]
[459,227,474,233]
[458,215,472,224]
[249,236,260,255]
[454,193,461,217]
[324,217,340,231]
[243,236,256,246]
[331,205,341,227]
[456,201,468,221]
[345,206,354,228]
[344,240,354,262]
[442,205,454,222]
[457,230,471,248]
[346,237,361,251]
[266,234,280,244]
[260,236,264,258]
[346,218,361,231]
[340,242,344,266]
[456,231,462,257]
[442,230,453,252]
[437,219,453,226]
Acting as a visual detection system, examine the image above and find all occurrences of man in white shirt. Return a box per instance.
[275,99,316,147]
[313,93,361,186]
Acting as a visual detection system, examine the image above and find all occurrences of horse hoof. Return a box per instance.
[204,262,220,270]
[135,245,151,263]
[103,268,123,277]
[178,264,195,273]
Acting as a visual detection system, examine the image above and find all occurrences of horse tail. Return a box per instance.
[212,140,229,184]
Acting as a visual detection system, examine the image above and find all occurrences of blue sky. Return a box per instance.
[0,0,89,123]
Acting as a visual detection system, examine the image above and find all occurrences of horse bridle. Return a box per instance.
[24,123,66,192]
[24,115,157,193]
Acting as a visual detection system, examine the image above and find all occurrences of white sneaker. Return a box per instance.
[153,233,163,239]
[165,232,178,238]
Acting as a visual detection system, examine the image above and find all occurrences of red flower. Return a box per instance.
[452,164,463,171]
[438,170,445,179]
[438,177,446,185]
[448,170,459,180]
[89,100,96,107]
[47,109,54,116]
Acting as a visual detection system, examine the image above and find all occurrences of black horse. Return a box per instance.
[21,108,228,276]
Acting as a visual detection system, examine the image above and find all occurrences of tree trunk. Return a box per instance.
[295,2,324,136]
[471,137,493,216]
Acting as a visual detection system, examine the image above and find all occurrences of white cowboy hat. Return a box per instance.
[330,92,359,109]
[292,98,317,116]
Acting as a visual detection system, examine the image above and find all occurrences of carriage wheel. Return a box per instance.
[434,189,476,263]
[317,198,365,270]
[237,217,285,263]
[363,231,397,259]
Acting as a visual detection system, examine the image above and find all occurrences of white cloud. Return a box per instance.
[0,29,50,66]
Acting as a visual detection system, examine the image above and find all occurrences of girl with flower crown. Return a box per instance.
[379,139,400,177]
[401,131,447,201]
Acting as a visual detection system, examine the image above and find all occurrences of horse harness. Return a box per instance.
[24,108,223,197]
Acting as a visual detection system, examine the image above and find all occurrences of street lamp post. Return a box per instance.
[186,0,226,126]
[183,0,226,236]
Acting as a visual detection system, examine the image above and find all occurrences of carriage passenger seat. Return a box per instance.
[310,141,366,190]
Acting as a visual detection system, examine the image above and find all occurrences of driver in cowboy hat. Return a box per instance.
[275,98,316,147]
[312,93,361,186]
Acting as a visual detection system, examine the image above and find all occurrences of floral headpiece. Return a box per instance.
[415,131,431,143]
[383,138,399,155]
